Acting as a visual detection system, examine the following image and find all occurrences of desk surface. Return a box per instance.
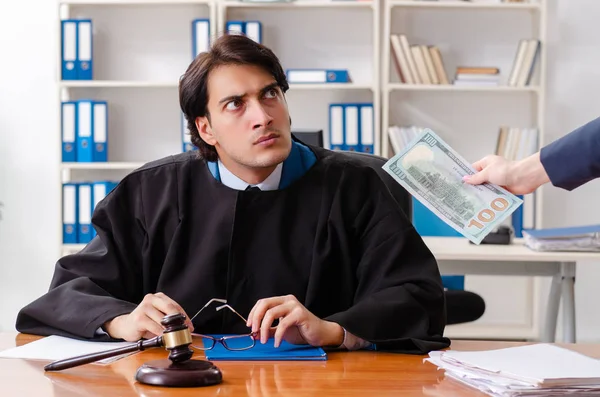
[423,237,600,262]
[2,333,600,396]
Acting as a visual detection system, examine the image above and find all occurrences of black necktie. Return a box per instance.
[245,186,261,192]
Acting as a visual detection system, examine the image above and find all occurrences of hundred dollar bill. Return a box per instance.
[382,128,523,245]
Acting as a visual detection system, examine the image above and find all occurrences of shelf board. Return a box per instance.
[60,0,212,4]
[59,81,374,90]
[289,83,374,90]
[61,162,145,170]
[389,0,541,10]
[222,0,373,8]
[62,244,86,252]
[59,81,178,88]
[387,83,540,93]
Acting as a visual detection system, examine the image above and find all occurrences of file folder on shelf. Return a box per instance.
[61,101,77,162]
[76,101,93,162]
[62,183,78,244]
[92,101,108,162]
[328,103,374,153]
[77,183,93,244]
[328,104,344,151]
[73,100,108,162]
[225,21,262,44]
[192,19,210,59]
[225,21,244,35]
[61,20,78,80]
[286,69,350,84]
[359,104,374,154]
[61,19,93,80]
[244,21,262,43]
[77,19,93,80]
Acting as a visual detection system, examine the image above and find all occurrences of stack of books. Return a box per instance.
[390,34,450,85]
[426,344,600,396]
[453,66,500,86]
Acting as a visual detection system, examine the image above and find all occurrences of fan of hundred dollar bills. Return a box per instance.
[382,128,523,245]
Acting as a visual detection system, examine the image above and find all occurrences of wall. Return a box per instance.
[0,0,61,333]
[0,0,599,340]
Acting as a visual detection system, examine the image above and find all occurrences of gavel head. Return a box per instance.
[160,313,194,363]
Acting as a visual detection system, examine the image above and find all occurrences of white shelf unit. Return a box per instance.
[58,0,217,254]
[382,0,548,341]
[217,0,381,154]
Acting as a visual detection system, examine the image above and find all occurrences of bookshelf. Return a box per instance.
[382,0,548,340]
[57,0,217,256]
[56,0,551,340]
[217,0,381,153]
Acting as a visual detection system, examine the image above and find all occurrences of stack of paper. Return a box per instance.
[425,344,600,396]
[523,225,600,252]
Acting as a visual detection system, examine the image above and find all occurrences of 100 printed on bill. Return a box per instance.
[382,128,523,245]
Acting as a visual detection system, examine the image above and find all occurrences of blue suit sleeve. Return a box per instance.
[540,117,600,191]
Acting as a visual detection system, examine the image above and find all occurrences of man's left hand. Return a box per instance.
[246,295,344,348]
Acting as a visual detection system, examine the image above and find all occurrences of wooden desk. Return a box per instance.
[3,333,600,396]
[424,237,600,343]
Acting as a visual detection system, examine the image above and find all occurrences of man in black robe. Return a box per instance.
[16,34,450,354]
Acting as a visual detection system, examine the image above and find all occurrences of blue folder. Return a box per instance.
[201,335,327,361]
[523,224,600,239]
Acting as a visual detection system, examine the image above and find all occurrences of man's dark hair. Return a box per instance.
[179,34,289,162]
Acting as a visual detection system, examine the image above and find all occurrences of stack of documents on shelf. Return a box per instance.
[523,224,600,252]
[426,344,600,397]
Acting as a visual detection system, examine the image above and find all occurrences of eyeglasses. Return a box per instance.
[189,298,257,351]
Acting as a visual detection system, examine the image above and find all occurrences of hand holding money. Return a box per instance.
[382,129,523,245]
[464,152,550,195]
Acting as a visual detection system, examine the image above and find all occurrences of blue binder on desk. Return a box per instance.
[201,336,327,361]
[524,225,600,239]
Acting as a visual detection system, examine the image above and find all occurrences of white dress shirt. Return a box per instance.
[218,160,282,191]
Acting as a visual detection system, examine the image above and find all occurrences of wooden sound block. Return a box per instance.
[135,359,222,387]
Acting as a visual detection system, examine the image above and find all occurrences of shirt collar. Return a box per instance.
[217,160,283,191]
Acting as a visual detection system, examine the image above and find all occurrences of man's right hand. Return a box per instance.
[104,292,194,342]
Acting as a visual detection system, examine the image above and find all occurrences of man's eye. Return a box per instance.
[226,100,241,111]
[264,89,277,99]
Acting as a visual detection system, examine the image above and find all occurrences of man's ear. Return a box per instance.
[196,116,217,146]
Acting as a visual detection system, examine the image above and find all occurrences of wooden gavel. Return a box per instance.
[43,313,223,387]
[44,313,194,372]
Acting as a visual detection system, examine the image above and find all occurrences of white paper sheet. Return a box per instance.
[0,335,136,364]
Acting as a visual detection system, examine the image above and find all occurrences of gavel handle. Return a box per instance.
[44,336,163,372]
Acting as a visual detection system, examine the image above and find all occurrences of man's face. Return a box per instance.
[197,64,292,172]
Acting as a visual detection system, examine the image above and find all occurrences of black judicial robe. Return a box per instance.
[16,145,451,354]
